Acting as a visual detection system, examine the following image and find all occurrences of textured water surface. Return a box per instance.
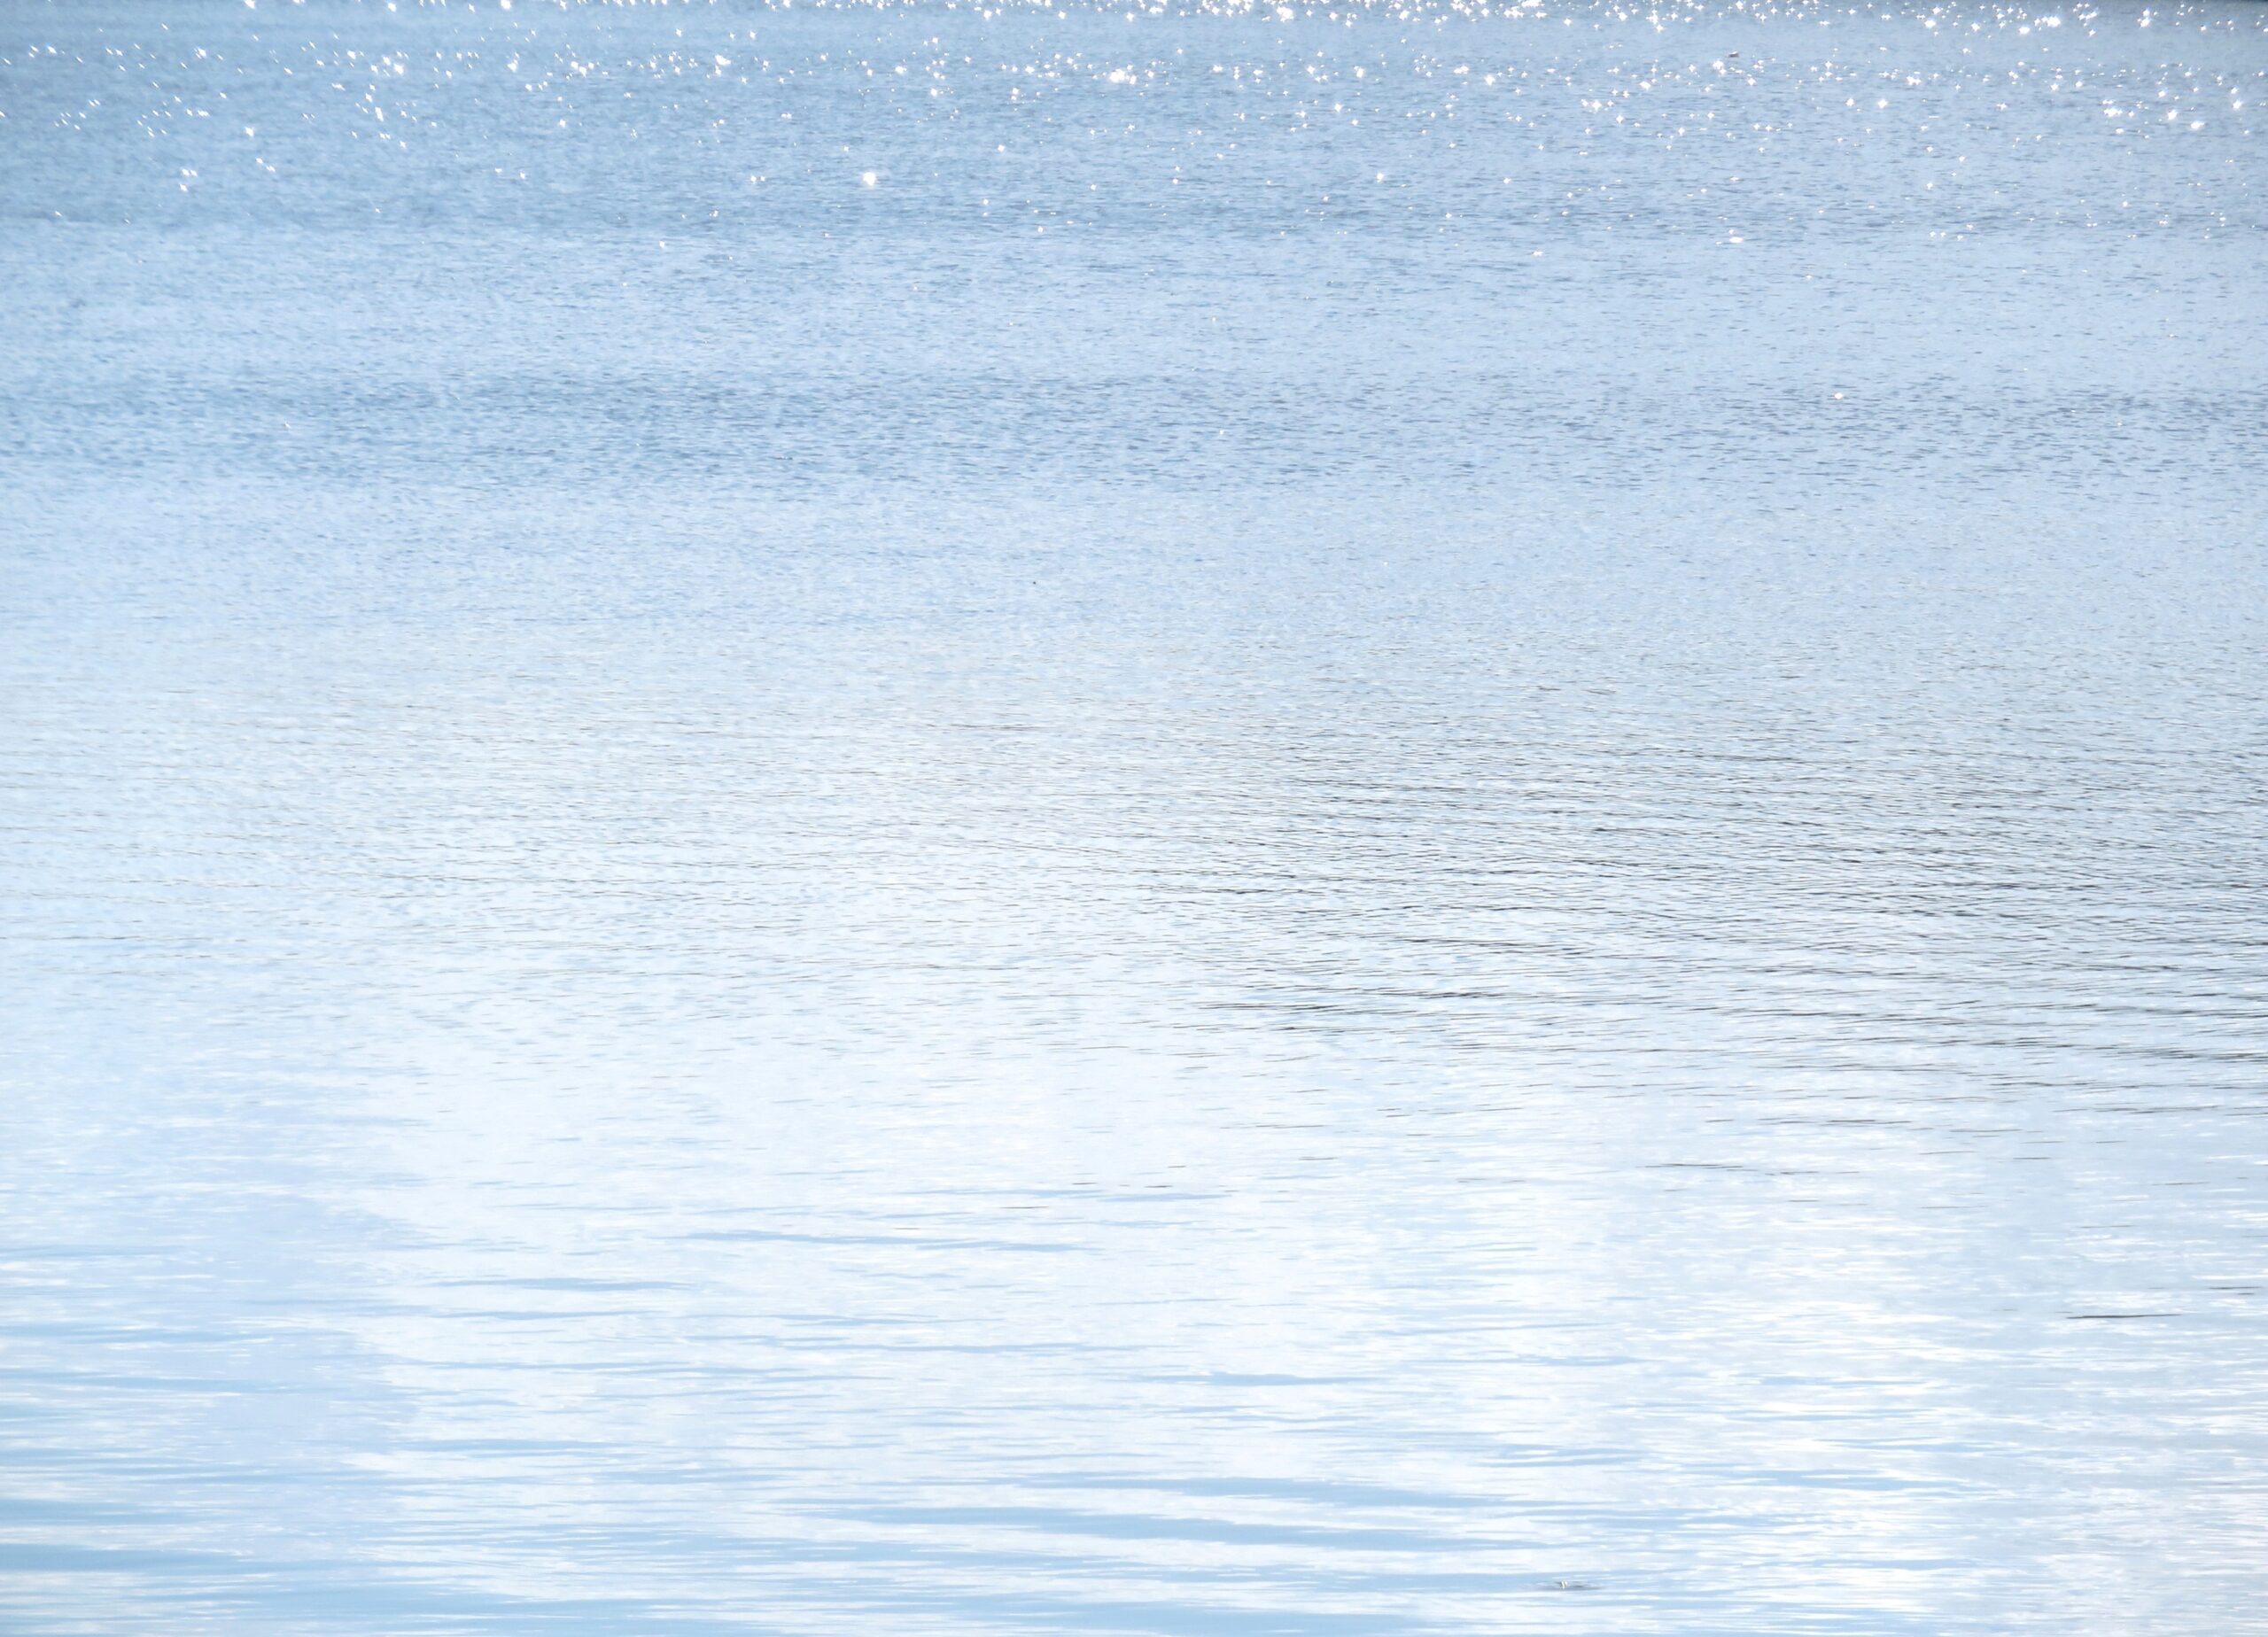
[3,0,2265,1631]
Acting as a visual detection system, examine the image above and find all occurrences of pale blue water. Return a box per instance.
[4,0,2265,1631]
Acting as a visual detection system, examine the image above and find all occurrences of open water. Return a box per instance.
[3,0,2265,1630]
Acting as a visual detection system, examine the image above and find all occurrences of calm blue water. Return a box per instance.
[4,0,2265,1630]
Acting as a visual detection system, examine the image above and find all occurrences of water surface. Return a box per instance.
[3,0,2265,1630]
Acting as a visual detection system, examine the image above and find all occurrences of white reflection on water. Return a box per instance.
[3,0,2265,1631]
